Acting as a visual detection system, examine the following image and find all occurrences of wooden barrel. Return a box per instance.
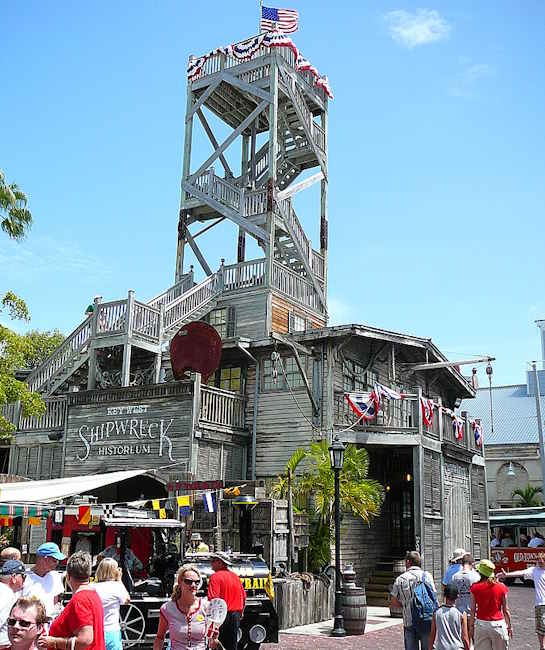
[341,586,367,635]
[389,560,405,618]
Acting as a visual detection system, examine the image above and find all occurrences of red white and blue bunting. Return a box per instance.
[187,32,334,99]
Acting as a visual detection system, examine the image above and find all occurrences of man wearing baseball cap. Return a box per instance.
[22,543,65,619]
[0,561,27,650]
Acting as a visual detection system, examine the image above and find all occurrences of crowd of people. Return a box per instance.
[490,528,545,548]
[0,543,241,650]
[390,545,545,650]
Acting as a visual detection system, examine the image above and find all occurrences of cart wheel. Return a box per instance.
[120,604,146,648]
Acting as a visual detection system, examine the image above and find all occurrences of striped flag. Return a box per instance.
[260,6,299,34]
[203,492,216,513]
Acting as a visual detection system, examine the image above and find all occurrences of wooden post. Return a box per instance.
[176,81,194,281]
[414,388,425,553]
[87,296,102,390]
[319,108,328,313]
[215,489,223,552]
[121,290,134,387]
[265,56,278,297]
[154,303,164,384]
[190,372,202,477]
[287,468,295,572]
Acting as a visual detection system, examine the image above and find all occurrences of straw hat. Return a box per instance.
[450,547,466,562]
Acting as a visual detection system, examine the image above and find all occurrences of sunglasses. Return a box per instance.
[7,618,36,629]
[182,578,200,586]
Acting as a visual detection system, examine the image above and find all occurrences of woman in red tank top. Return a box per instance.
[469,560,512,650]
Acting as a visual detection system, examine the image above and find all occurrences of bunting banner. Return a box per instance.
[452,416,464,441]
[420,397,434,428]
[158,508,167,520]
[78,505,91,525]
[177,495,191,517]
[345,391,379,421]
[471,420,483,447]
[375,383,404,401]
[203,492,217,513]
[187,33,334,99]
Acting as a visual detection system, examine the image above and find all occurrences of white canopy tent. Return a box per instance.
[0,469,150,503]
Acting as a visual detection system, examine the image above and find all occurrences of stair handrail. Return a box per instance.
[163,271,222,332]
[276,196,311,261]
[148,272,194,310]
[27,317,92,393]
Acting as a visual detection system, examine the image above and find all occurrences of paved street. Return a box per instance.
[263,584,538,649]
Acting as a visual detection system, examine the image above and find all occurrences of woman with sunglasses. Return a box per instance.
[153,565,219,650]
[7,597,48,650]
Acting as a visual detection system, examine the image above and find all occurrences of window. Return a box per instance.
[343,359,374,392]
[220,367,242,392]
[9,444,62,480]
[288,311,307,333]
[207,307,236,338]
[263,356,305,390]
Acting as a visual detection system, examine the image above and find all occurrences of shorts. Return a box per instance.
[105,629,123,650]
[535,605,545,635]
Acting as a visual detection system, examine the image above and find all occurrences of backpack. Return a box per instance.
[411,574,439,633]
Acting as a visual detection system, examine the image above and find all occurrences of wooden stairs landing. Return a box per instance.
[364,558,405,607]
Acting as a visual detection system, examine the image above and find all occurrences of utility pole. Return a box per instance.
[532,362,545,498]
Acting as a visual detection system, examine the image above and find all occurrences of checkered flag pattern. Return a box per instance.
[102,505,115,517]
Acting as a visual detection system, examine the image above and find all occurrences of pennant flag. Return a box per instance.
[78,505,91,525]
[472,420,483,448]
[345,391,378,421]
[0,516,13,527]
[158,508,167,520]
[264,572,275,600]
[203,492,216,513]
[28,517,41,526]
[177,495,191,517]
[375,383,403,401]
[102,505,115,518]
[420,397,434,427]
[260,6,299,34]
[152,499,160,511]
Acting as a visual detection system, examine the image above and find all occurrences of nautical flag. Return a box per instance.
[28,517,41,526]
[158,508,167,520]
[203,492,216,513]
[345,391,378,421]
[472,421,483,447]
[102,505,115,518]
[224,486,241,497]
[420,397,434,427]
[177,495,191,517]
[152,499,160,511]
[78,505,91,525]
[375,383,403,401]
[260,6,299,34]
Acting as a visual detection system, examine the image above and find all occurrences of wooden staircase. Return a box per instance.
[364,558,405,607]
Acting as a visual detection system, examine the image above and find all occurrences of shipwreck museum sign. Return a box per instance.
[64,395,192,476]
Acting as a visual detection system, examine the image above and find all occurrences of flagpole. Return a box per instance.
[259,0,263,33]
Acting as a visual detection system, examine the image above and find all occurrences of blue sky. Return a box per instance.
[2,1,544,388]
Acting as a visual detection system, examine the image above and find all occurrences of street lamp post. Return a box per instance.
[329,435,346,638]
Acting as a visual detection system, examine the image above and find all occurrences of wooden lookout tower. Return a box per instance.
[176,34,330,336]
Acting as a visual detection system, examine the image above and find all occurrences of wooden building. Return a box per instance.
[2,32,487,588]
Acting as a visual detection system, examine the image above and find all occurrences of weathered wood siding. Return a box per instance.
[471,464,489,560]
[340,510,389,588]
[271,295,325,334]
[274,577,334,629]
[195,439,245,480]
[214,291,268,339]
[443,460,472,563]
[255,388,313,478]
[63,393,193,477]
[8,442,63,480]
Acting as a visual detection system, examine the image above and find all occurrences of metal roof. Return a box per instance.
[460,384,543,445]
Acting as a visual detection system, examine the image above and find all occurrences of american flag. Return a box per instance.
[260,5,299,34]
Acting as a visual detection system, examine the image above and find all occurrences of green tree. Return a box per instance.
[512,485,543,507]
[0,170,32,240]
[272,440,384,572]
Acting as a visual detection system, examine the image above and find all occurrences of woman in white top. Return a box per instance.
[153,565,218,650]
[93,558,130,650]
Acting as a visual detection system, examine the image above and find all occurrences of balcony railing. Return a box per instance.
[200,386,246,430]
[335,393,418,432]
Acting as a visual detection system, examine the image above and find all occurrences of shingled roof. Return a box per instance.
[461,384,542,445]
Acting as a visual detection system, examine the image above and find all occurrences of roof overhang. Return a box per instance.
[0,469,151,503]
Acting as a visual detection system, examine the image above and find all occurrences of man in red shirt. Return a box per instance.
[38,551,105,650]
[208,552,246,650]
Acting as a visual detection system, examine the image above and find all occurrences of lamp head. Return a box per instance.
[329,435,345,470]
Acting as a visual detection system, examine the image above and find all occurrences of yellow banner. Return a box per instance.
[177,495,190,507]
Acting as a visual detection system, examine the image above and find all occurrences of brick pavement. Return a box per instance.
[263,584,538,649]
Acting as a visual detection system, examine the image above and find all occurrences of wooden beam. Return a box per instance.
[221,71,273,103]
[277,171,324,200]
[193,216,226,239]
[181,179,268,242]
[184,228,213,276]
[189,100,269,183]
[273,333,319,415]
[196,108,233,177]
[186,77,223,122]
[404,356,495,371]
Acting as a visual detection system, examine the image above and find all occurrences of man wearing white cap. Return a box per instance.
[442,548,465,588]
[22,543,65,619]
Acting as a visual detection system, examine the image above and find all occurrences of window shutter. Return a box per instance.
[226,306,236,338]
[288,310,295,333]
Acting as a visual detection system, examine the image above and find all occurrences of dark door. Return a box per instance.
[389,485,414,556]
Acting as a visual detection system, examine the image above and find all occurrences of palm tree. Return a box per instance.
[512,485,543,507]
[272,440,384,571]
[0,170,32,240]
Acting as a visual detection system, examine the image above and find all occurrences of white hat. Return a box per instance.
[451,547,466,562]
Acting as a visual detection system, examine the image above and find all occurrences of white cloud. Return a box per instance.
[449,63,494,97]
[384,9,451,48]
